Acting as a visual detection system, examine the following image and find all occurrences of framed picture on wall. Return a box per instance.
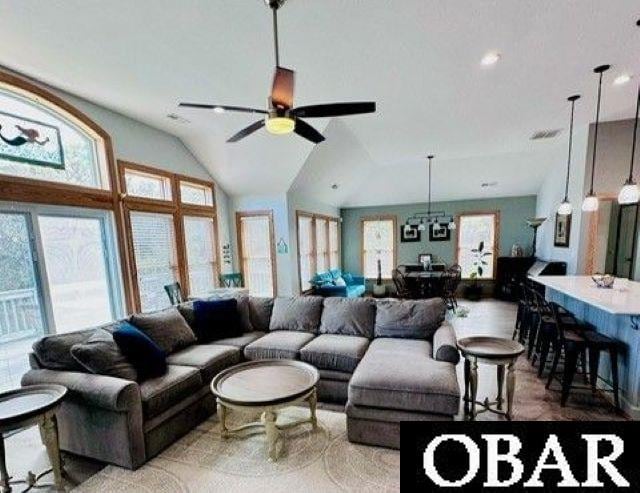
[401,225,421,242]
[554,213,571,247]
[429,222,451,242]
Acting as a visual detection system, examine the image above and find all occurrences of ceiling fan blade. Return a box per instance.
[227,120,265,143]
[270,67,295,109]
[179,103,267,114]
[294,119,325,144]
[292,102,376,118]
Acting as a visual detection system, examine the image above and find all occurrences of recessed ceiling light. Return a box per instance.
[481,52,501,66]
[213,106,226,114]
[331,183,339,190]
[613,74,632,86]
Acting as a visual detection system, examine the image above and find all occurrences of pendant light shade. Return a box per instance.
[618,82,640,205]
[582,65,610,213]
[558,200,573,215]
[558,95,580,215]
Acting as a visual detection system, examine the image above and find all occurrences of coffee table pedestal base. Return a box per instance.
[218,388,318,462]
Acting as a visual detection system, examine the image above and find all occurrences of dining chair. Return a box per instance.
[164,282,184,305]
[392,269,417,299]
[441,264,462,309]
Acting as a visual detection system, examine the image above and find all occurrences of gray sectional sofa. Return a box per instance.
[22,295,460,469]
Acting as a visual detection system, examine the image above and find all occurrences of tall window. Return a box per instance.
[295,212,341,291]
[457,213,498,280]
[183,216,217,296]
[237,212,276,297]
[297,215,314,292]
[329,219,340,270]
[120,162,219,310]
[362,217,396,279]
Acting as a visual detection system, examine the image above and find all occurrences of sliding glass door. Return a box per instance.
[237,211,276,297]
[0,204,122,390]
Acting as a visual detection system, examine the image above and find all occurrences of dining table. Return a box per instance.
[404,270,447,298]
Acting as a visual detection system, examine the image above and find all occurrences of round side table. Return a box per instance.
[0,384,67,492]
[457,336,525,421]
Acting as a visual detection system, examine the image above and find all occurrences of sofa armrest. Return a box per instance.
[317,285,348,296]
[432,322,460,364]
[22,369,140,412]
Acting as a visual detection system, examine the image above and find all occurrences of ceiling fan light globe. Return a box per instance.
[417,223,426,231]
[557,200,573,215]
[618,182,640,204]
[265,117,295,135]
[581,195,599,212]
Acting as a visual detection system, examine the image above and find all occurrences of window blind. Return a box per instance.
[315,218,328,273]
[239,215,274,297]
[297,215,314,291]
[130,211,178,312]
[184,216,217,296]
[362,219,395,279]
[457,214,497,280]
[329,219,340,270]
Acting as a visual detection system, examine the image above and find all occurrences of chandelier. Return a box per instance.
[404,155,456,233]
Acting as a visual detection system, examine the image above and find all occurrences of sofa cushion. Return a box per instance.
[348,338,460,415]
[130,307,196,354]
[113,322,167,381]
[192,298,243,342]
[374,298,446,339]
[300,334,369,373]
[32,327,99,372]
[139,365,203,419]
[210,331,266,349]
[269,296,324,333]
[70,328,138,381]
[248,297,274,332]
[166,344,241,381]
[346,285,366,298]
[244,331,315,360]
[319,298,376,338]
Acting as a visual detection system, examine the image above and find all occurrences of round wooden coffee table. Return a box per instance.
[211,359,320,461]
[457,336,525,421]
[0,384,67,492]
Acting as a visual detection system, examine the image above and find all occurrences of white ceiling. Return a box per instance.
[2,0,639,206]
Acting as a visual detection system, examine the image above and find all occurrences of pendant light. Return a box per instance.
[618,82,640,204]
[558,95,580,215]
[582,64,610,212]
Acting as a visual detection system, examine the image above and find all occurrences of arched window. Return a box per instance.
[0,80,110,190]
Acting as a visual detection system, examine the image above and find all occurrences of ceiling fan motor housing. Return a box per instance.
[265,0,287,9]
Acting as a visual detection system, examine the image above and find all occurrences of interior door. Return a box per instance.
[614,204,639,279]
[237,211,276,297]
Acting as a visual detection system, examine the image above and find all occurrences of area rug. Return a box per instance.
[73,408,399,493]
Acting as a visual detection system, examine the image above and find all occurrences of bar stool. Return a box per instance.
[546,302,620,410]
[512,283,529,341]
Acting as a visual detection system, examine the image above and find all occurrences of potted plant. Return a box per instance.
[463,241,492,301]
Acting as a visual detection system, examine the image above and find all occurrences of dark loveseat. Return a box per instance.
[22,296,460,468]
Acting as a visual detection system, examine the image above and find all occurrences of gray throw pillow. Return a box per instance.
[130,307,196,354]
[319,297,376,338]
[269,296,323,333]
[248,297,274,332]
[70,329,138,381]
[32,327,103,371]
[374,298,446,339]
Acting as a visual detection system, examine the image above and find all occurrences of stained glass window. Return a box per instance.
[0,85,106,189]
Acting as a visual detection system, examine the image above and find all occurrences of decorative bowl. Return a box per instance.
[592,274,615,289]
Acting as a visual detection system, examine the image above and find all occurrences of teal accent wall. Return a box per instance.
[340,195,537,275]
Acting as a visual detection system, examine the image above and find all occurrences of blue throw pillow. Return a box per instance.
[113,322,167,381]
[343,273,354,285]
[193,298,242,342]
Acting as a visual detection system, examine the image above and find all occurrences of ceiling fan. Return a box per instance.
[179,0,376,144]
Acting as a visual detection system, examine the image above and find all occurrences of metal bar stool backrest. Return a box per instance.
[548,301,574,344]
[392,268,410,298]
[164,282,183,305]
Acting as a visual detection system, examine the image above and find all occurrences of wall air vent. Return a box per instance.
[530,129,562,140]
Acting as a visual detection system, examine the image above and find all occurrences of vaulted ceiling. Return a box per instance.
[2,0,639,206]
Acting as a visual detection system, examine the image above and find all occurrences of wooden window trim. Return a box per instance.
[0,69,133,313]
[360,215,397,280]
[119,160,220,307]
[295,210,341,293]
[454,211,500,281]
[236,210,277,297]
